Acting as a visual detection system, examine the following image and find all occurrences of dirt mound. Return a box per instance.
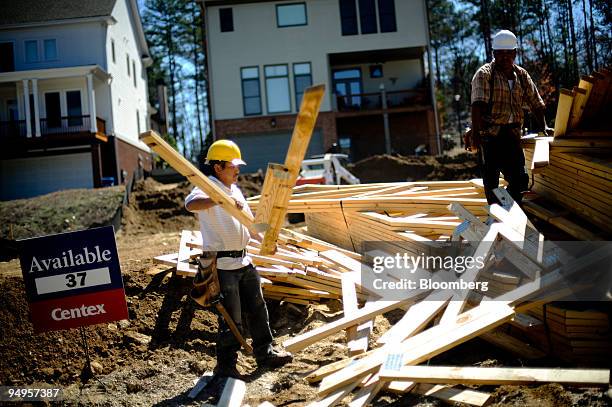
[238,172,264,198]
[348,153,479,183]
[0,186,125,241]
[122,178,197,235]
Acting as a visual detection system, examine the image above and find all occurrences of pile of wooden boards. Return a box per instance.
[523,67,612,238]
[248,180,491,253]
[279,188,611,407]
[527,303,612,364]
[153,228,377,306]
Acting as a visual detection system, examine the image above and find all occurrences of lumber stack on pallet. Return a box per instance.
[280,188,611,406]
[152,229,371,306]
[249,180,491,253]
[527,303,612,364]
[523,67,612,236]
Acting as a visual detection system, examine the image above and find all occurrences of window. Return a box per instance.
[111,39,116,63]
[276,3,307,27]
[0,42,15,72]
[136,110,141,135]
[25,40,38,62]
[132,60,137,87]
[293,63,312,108]
[378,0,396,32]
[219,8,234,32]
[241,67,261,116]
[66,90,83,126]
[333,68,362,107]
[358,0,377,34]
[265,64,290,113]
[43,39,57,60]
[339,0,358,36]
[126,54,130,76]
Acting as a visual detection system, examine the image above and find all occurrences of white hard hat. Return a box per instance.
[492,30,518,50]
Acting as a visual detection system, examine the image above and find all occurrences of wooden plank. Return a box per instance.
[188,372,214,399]
[480,328,546,359]
[377,292,451,345]
[318,301,516,395]
[378,366,610,386]
[568,86,589,130]
[413,384,491,407]
[531,138,550,172]
[254,163,291,232]
[259,85,325,253]
[217,378,246,407]
[341,273,371,355]
[553,88,575,137]
[140,130,254,228]
[177,230,198,277]
[282,296,426,353]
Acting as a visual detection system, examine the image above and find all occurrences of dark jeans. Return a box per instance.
[478,125,529,205]
[216,264,274,367]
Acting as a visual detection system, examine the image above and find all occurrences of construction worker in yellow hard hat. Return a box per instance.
[470,29,553,206]
[185,138,292,381]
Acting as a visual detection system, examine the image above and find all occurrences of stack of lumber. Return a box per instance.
[248,180,491,253]
[523,67,612,237]
[152,228,373,306]
[279,188,611,407]
[527,303,612,364]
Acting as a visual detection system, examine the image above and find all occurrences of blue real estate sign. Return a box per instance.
[18,226,128,333]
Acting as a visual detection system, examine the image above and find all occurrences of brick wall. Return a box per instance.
[214,111,337,150]
[115,137,153,184]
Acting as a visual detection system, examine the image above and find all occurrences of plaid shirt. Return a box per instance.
[471,61,545,136]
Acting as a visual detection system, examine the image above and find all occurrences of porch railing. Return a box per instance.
[0,115,105,138]
[335,88,430,112]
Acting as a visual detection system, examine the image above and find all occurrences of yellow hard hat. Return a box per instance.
[205,139,246,165]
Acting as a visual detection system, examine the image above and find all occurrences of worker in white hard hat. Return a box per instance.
[185,139,292,380]
[470,29,553,205]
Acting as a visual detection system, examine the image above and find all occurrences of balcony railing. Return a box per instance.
[0,115,105,138]
[335,88,429,112]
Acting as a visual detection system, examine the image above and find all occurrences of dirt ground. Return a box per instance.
[348,153,479,183]
[0,176,610,406]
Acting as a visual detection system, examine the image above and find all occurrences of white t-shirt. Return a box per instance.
[185,176,253,270]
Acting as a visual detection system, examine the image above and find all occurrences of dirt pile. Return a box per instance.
[348,153,479,183]
[0,186,125,241]
[121,178,197,235]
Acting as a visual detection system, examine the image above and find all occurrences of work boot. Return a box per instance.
[213,364,243,379]
[256,347,293,368]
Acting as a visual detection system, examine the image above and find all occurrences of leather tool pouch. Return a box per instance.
[190,252,221,308]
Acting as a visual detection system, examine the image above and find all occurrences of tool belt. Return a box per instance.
[217,249,246,258]
[190,252,221,308]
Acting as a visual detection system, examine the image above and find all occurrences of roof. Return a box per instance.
[0,0,117,27]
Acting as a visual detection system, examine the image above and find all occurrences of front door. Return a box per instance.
[333,68,362,109]
[66,90,83,127]
[44,92,61,129]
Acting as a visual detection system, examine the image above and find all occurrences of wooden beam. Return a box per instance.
[568,86,589,130]
[258,85,325,254]
[412,384,491,407]
[531,138,550,173]
[378,365,610,386]
[317,302,516,395]
[553,88,574,137]
[257,163,293,254]
[217,378,246,407]
[140,130,254,228]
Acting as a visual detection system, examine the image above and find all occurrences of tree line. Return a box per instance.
[428,0,611,137]
[141,0,611,160]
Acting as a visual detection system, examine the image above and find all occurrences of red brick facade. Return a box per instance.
[115,137,153,184]
[214,111,338,150]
